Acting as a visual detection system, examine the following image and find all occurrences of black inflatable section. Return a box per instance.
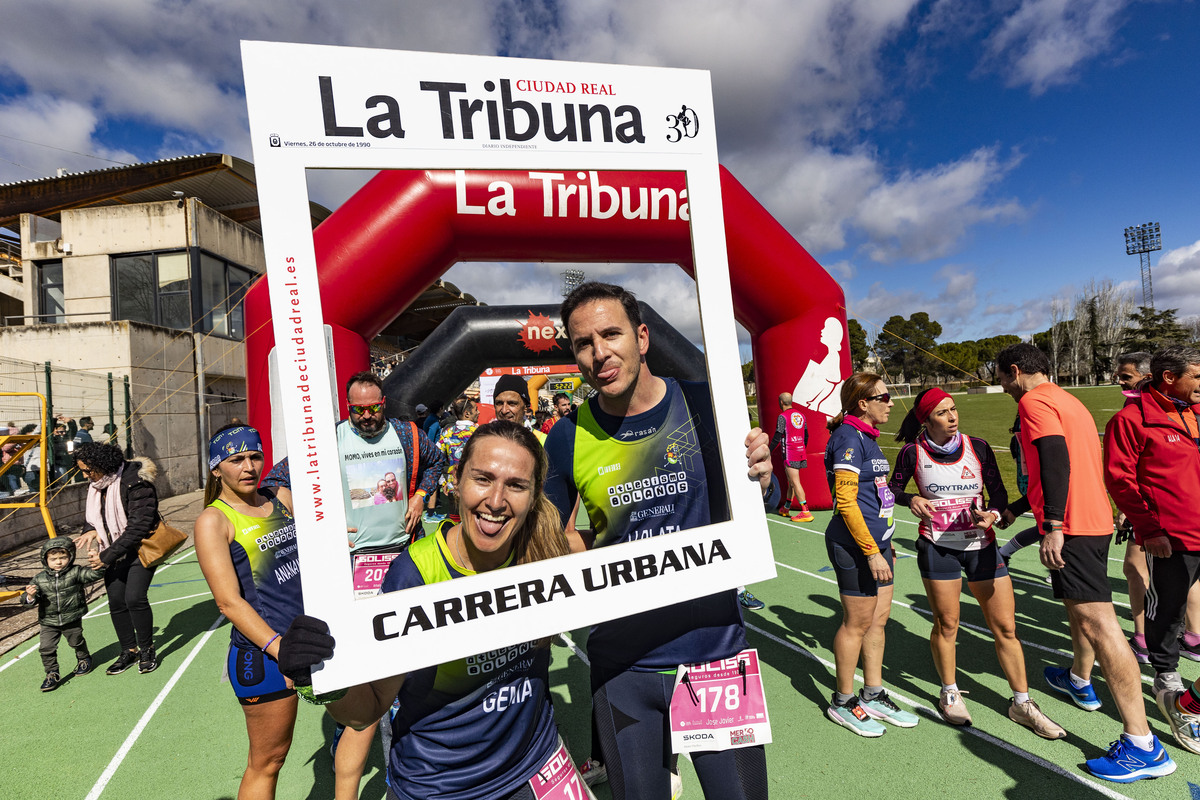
[382,302,707,419]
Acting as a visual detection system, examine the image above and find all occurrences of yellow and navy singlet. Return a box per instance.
[379,524,558,800]
[212,493,303,650]
[544,378,746,673]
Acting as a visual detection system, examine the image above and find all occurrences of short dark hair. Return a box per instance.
[560,281,642,333]
[552,392,570,405]
[1151,345,1200,385]
[79,416,93,427]
[995,342,1050,378]
[74,442,125,476]
[1115,351,1152,375]
[345,370,383,398]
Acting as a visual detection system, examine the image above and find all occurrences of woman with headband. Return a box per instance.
[194,424,304,799]
[890,388,1066,739]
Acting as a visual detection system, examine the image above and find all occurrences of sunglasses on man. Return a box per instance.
[349,402,385,415]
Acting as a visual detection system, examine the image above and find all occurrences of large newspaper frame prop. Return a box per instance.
[243,41,776,692]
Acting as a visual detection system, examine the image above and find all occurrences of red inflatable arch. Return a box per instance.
[244,168,848,508]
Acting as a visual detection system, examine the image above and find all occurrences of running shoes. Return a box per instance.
[738,590,765,611]
[138,645,159,674]
[1180,633,1200,662]
[1129,634,1149,665]
[938,688,972,726]
[1084,735,1175,783]
[1152,690,1200,758]
[860,690,919,728]
[1007,699,1066,739]
[791,510,815,523]
[1043,666,1101,711]
[579,758,607,787]
[826,695,886,738]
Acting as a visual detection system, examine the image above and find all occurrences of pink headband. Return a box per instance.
[916,388,952,423]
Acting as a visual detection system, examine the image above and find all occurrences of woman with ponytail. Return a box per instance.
[889,389,1066,738]
[279,420,595,800]
[194,425,303,799]
[823,373,919,737]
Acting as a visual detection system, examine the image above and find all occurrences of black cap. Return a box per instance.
[493,374,530,406]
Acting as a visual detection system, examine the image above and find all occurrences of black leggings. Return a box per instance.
[592,667,768,800]
[1145,550,1200,673]
[104,555,156,651]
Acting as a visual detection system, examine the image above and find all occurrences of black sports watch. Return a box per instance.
[1041,519,1062,534]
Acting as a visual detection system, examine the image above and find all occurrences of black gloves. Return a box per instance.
[277,614,335,687]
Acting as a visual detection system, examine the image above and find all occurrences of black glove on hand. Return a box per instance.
[277,614,335,687]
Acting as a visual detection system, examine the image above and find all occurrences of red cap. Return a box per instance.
[916,388,952,423]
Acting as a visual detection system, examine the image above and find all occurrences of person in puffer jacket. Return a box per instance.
[21,536,105,691]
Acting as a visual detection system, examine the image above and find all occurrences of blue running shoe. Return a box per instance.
[738,590,765,611]
[1044,666,1101,711]
[860,690,920,728]
[1085,735,1176,783]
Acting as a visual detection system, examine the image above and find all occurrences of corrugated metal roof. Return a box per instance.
[0,153,330,234]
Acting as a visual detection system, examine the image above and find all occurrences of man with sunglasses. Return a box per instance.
[262,370,444,788]
[996,342,1175,783]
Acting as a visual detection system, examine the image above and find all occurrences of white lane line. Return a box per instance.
[83,614,224,800]
[743,622,1136,800]
[83,546,199,620]
[558,632,590,666]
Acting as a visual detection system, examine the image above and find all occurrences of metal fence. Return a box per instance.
[0,355,132,455]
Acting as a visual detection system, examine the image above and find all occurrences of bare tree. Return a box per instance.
[1082,279,1135,381]
[1049,296,1069,382]
[1067,294,1091,385]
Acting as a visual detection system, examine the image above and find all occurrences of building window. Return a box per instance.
[38,261,65,324]
[111,250,254,338]
[113,252,189,329]
[199,254,253,339]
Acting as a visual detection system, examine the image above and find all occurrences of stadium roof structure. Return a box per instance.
[0,152,330,235]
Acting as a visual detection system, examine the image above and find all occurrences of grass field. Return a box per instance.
[5,494,1200,799]
[872,383,1126,498]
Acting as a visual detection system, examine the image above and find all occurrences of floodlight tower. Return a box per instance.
[561,268,585,298]
[1124,222,1161,309]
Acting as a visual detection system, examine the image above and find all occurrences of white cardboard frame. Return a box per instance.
[242,40,776,692]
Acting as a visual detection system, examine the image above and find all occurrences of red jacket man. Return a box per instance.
[1104,344,1200,756]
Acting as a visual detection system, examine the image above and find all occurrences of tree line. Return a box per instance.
[843,280,1198,387]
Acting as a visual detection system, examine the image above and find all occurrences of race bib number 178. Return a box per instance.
[669,649,772,753]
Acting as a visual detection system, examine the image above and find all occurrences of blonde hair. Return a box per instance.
[826,372,886,431]
[454,420,569,565]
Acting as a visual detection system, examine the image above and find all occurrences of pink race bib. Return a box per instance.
[669,649,772,753]
[927,496,983,543]
[352,552,399,599]
[528,743,592,800]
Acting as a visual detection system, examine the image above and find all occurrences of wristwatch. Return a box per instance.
[1041,519,1062,534]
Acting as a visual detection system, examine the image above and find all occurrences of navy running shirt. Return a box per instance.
[544,379,747,672]
[379,529,558,800]
[824,421,896,548]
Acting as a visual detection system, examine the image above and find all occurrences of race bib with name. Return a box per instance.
[669,649,772,753]
[927,496,983,544]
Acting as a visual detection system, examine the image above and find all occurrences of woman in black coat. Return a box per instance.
[75,442,161,675]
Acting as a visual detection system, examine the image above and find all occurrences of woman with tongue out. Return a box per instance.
[279,420,595,800]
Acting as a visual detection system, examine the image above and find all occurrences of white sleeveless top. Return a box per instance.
[913,434,993,551]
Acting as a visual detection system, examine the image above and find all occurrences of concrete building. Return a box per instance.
[0,154,480,551]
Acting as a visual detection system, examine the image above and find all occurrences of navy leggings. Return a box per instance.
[592,666,768,800]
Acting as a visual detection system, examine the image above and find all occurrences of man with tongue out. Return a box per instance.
[544,281,778,800]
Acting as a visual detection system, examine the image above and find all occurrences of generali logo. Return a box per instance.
[517,310,568,354]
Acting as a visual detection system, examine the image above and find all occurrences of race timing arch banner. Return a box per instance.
[242,41,781,691]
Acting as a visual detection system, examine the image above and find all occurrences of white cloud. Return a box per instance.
[1152,239,1200,317]
[0,94,137,180]
[984,0,1128,95]
[854,147,1025,262]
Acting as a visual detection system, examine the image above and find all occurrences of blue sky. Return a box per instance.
[0,0,1196,353]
